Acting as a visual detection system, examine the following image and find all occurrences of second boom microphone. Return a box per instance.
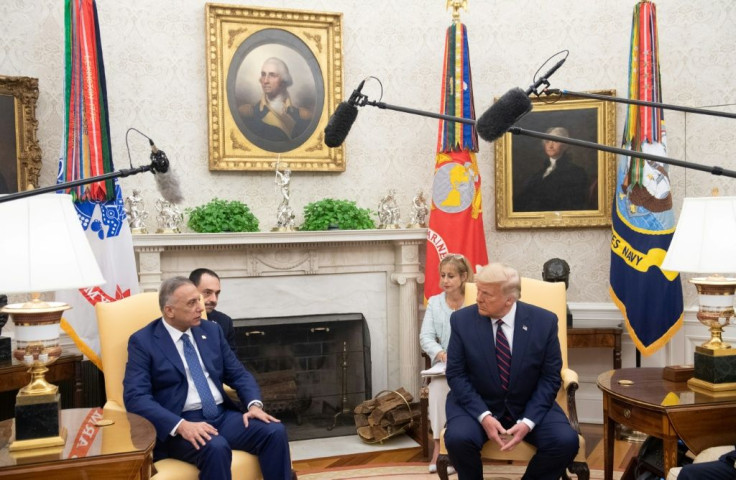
[324,80,366,148]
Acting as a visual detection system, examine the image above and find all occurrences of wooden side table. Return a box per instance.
[568,327,622,369]
[0,407,155,479]
[0,353,84,408]
[597,368,736,480]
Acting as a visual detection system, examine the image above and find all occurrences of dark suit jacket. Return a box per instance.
[514,153,589,212]
[208,309,236,351]
[445,301,563,426]
[123,318,261,446]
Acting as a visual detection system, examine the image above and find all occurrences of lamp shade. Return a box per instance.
[661,196,736,274]
[0,193,105,294]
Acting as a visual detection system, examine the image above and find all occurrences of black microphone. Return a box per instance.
[124,128,183,204]
[324,80,366,148]
[149,140,183,204]
[476,55,567,143]
[476,88,532,143]
[324,102,358,148]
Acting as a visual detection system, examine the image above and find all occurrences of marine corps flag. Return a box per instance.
[609,0,683,355]
[424,13,488,301]
[56,0,139,369]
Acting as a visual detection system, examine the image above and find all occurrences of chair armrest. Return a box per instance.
[103,400,126,412]
[561,367,578,389]
[561,367,581,433]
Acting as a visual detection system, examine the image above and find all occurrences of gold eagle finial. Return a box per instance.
[446,0,468,23]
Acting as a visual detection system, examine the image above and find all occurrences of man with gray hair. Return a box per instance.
[123,276,292,479]
[444,263,578,480]
[514,126,589,212]
[239,56,312,142]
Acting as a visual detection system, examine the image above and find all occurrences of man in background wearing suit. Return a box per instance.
[123,277,291,480]
[444,263,578,480]
[189,268,236,352]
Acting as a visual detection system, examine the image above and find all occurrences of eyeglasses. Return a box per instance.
[443,253,465,260]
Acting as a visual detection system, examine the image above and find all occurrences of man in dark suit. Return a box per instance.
[678,448,736,479]
[444,263,578,480]
[514,127,589,212]
[189,268,236,351]
[123,276,291,480]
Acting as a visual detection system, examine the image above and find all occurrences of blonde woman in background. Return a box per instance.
[420,254,474,474]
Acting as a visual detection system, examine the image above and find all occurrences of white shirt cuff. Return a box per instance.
[478,411,492,423]
[520,418,535,431]
[171,418,183,437]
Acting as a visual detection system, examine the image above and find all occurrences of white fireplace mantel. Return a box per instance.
[132,229,427,398]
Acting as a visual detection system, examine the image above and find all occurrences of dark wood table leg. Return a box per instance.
[663,435,679,477]
[73,357,84,408]
[613,333,622,369]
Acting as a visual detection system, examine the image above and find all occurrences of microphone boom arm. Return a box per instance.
[0,161,164,204]
[363,99,476,125]
[547,89,736,120]
[509,126,736,178]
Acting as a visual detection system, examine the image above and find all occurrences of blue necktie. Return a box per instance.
[495,320,511,391]
[181,333,218,419]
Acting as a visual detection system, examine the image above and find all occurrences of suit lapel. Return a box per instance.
[154,319,186,377]
[509,302,531,389]
[472,308,500,386]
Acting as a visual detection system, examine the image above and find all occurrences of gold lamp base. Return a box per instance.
[687,276,736,396]
[1,297,69,451]
[690,276,736,351]
[9,427,67,452]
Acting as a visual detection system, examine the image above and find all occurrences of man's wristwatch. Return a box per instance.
[250,400,264,410]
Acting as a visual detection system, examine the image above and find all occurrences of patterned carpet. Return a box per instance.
[297,463,623,479]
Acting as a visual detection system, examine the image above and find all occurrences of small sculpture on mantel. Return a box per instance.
[542,257,573,327]
[377,189,401,229]
[124,188,148,234]
[155,198,184,233]
[273,160,295,231]
[407,190,429,228]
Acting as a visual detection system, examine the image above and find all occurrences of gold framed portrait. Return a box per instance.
[205,4,344,172]
[495,90,617,229]
[0,75,41,194]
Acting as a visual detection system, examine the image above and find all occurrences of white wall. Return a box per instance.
[3,1,736,397]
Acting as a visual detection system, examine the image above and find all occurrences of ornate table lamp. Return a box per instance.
[0,193,104,450]
[661,196,736,396]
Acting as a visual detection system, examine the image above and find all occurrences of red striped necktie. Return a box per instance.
[495,320,511,391]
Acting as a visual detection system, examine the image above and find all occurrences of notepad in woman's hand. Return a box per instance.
[420,362,446,377]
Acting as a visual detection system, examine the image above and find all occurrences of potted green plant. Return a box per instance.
[187,198,259,233]
[300,198,375,231]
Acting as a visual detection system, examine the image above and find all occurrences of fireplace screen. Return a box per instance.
[233,313,371,440]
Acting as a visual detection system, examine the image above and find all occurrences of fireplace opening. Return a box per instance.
[233,313,371,441]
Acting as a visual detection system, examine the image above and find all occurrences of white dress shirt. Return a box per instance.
[478,303,536,431]
[162,320,224,435]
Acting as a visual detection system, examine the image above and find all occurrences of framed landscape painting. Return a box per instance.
[494,90,617,229]
[206,4,344,172]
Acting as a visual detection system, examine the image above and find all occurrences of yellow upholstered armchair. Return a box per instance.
[436,278,589,480]
[95,291,262,480]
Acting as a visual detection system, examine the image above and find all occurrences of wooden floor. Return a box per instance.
[292,423,642,473]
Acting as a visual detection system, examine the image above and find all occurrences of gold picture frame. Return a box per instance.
[0,75,41,194]
[495,90,617,229]
[205,3,344,172]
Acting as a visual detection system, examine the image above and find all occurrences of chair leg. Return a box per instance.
[437,453,451,480]
[420,395,429,460]
[567,461,589,480]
